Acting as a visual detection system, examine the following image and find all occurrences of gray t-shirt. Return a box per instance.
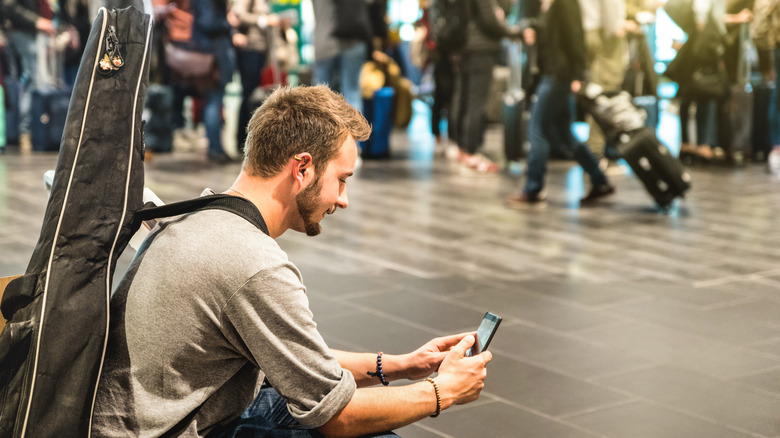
[92,208,355,437]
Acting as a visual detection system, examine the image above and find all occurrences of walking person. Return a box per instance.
[506,0,615,208]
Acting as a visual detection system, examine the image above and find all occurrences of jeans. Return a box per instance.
[207,387,399,438]
[524,76,607,196]
[314,42,366,113]
[9,31,37,134]
[769,46,780,146]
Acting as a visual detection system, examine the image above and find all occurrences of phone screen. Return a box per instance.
[467,312,502,356]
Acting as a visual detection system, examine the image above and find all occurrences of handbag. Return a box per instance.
[331,0,372,40]
[164,43,214,78]
[686,66,729,100]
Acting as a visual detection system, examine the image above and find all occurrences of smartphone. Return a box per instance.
[467,312,502,356]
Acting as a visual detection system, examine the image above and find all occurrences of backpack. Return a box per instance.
[429,0,470,52]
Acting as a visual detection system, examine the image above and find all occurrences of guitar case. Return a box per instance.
[0,7,152,436]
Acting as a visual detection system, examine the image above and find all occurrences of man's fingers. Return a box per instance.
[434,332,474,350]
[450,334,476,357]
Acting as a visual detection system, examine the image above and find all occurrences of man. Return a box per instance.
[92,85,491,437]
[505,0,615,208]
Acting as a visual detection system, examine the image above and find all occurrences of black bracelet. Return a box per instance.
[366,351,389,386]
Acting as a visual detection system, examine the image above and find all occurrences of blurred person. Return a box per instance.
[580,0,630,161]
[228,0,279,153]
[670,0,730,163]
[452,0,526,173]
[506,0,615,208]
[92,85,492,436]
[752,0,780,173]
[311,0,371,113]
[190,0,237,163]
[2,0,57,150]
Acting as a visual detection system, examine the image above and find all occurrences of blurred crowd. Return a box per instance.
[1,0,779,204]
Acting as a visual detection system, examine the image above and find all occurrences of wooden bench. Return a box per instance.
[0,275,22,332]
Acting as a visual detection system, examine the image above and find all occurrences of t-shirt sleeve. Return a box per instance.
[220,262,356,428]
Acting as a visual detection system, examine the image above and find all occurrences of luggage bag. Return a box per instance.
[579,83,691,207]
[361,86,394,159]
[30,88,72,152]
[143,84,175,152]
[618,128,692,208]
[503,40,527,162]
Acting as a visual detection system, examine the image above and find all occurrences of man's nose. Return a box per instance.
[336,188,348,209]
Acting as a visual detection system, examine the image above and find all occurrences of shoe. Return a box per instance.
[505,192,547,209]
[768,148,780,175]
[580,183,615,205]
[208,152,238,164]
[461,154,500,174]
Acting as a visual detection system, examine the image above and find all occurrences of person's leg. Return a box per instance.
[767,45,780,173]
[237,50,267,152]
[449,55,464,148]
[459,53,496,156]
[10,31,37,136]
[204,87,226,157]
[339,42,367,113]
[522,76,556,197]
[208,387,398,438]
[695,98,718,160]
[313,55,337,88]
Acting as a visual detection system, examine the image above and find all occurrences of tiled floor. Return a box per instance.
[2,100,780,437]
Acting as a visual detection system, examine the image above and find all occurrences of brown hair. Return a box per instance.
[243,85,371,178]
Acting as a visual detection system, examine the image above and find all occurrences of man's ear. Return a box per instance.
[292,152,314,185]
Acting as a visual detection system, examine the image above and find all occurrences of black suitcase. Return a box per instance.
[618,127,692,208]
[143,84,174,152]
[502,40,527,162]
[30,88,72,152]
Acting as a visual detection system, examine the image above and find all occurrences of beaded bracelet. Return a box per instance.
[425,378,441,417]
[366,351,389,386]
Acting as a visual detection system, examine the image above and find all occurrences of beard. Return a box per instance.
[295,174,325,236]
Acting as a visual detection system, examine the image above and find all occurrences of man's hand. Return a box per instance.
[523,28,536,46]
[397,333,473,381]
[571,80,582,94]
[432,335,491,409]
[36,18,56,37]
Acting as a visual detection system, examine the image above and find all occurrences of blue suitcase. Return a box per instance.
[361,87,394,159]
[31,87,72,152]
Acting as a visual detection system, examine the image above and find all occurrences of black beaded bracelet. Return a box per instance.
[366,351,389,386]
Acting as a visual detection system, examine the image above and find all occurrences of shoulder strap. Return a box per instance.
[132,194,269,236]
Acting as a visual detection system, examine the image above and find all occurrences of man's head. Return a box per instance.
[242,86,370,236]
[243,85,371,180]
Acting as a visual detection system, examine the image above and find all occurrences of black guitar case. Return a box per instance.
[0,7,153,436]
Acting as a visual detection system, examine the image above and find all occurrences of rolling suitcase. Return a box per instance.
[361,86,394,159]
[143,84,174,152]
[618,127,692,208]
[30,33,72,152]
[503,40,527,162]
[725,23,755,162]
[30,88,72,152]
